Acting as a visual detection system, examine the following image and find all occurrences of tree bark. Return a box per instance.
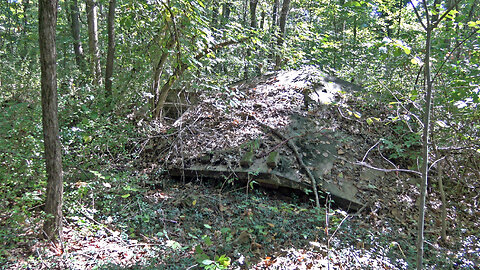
[249,0,259,28]
[39,0,64,244]
[151,37,176,118]
[105,0,116,108]
[271,0,279,32]
[275,0,291,69]
[416,25,432,270]
[69,0,85,70]
[411,0,463,268]
[244,0,259,79]
[86,0,101,86]
[260,10,265,30]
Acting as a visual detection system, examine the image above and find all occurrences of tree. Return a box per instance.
[271,0,279,31]
[244,0,259,79]
[69,0,85,70]
[105,0,116,108]
[86,0,101,86]
[250,0,259,28]
[39,0,64,244]
[275,0,291,69]
[410,0,462,268]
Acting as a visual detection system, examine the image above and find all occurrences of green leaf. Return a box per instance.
[344,1,362,7]
[202,235,213,246]
[216,255,231,267]
[194,245,204,254]
[166,240,182,250]
[83,135,93,143]
[204,224,212,229]
[467,20,480,28]
[201,259,214,265]
[121,194,130,198]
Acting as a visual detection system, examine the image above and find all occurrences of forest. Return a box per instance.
[0,0,479,269]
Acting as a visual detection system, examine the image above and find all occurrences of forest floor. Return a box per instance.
[2,67,479,269]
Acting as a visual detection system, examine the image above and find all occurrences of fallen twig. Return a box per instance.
[337,155,421,176]
[355,161,421,175]
[362,140,380,162]
[259,133,306,158]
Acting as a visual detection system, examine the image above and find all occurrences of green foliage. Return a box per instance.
[0,101,44,260]
[1,0,479,268]
[381,124,422,164]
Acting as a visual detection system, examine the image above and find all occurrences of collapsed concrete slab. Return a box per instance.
[161,67,366,211]
[168,112,364,211]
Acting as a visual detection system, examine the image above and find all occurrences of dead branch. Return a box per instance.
[356,160,421,175]
[362,140,380,162]
[256,120,321,208]
[259,133,307,158]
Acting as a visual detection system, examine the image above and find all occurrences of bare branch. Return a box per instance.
[362,140,380,163]
[409,0,427,30]
[354,161,421,175]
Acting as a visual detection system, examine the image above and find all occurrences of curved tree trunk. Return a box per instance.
[39,0,64,244]
[153,38,249,120]
[151,37,176,118]
[211,1,219,29]
[221,2,231,27]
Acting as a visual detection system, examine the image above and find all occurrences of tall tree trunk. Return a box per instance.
[86,0,101,86]
[244,0,259,79]
[260,9,265,30]
[249,0,259,28]
[275,0,291,69]
[411,0,462,268]
[69,0,85,70]
[417,25,432,270]
[220,2,231,74]
[39,0,64,244]
[271,0,279,32]
[105,0,116,108]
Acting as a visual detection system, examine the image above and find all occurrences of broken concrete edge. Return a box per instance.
[166,166,365,212]
[266,151,279,169]
[240,151,254,168]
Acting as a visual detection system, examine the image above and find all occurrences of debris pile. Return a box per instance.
[144,67,368,210]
